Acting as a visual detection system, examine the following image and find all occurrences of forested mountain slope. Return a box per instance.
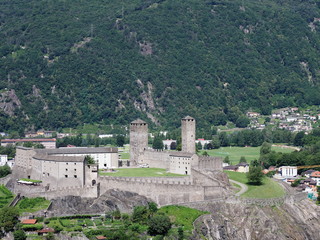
[1,0,320,132]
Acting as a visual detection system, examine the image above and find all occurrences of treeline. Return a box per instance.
[259,129,320,169]
[56,135,128,148]
[1,0,320,132]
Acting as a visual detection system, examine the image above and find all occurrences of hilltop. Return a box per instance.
[1,0,320,132]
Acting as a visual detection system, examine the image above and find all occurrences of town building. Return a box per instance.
[1,138,56,149]
[279,166,297,177]
[43,147,118,169]
[0,155,8,166]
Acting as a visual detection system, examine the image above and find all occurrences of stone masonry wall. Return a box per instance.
[138,149,170,168]
[98,175,224,206]
[12,183,98,199]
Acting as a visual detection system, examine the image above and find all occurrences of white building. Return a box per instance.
[195,139,212,149]
[279,166,297,177]
[0,155,8,166]
[44,147,119,169]
[162,140,177,150]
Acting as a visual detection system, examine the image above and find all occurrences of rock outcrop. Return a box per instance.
[190,199,320,240]
[48,189,150,217]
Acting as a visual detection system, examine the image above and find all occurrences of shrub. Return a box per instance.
[147,215,172,236]
[21,224,43,231]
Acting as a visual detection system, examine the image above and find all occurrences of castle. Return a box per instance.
[9,116,228,206]
[130,116,222,174]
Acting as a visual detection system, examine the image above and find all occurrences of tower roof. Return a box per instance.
[182,116,194,120]
[131,119,147,124]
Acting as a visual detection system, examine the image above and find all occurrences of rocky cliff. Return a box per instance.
[190,199,320,240]
[47,189,150,217]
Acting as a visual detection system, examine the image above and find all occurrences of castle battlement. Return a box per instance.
[98,176,192,185]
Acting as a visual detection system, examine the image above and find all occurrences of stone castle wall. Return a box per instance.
[12,183,98,199]
[0,174,11,185]
[138,149,170,168]
[198,156,223,171]
[98,173,224,206]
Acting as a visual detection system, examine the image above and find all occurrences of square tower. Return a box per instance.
[181,116,195,153]
[130,119,148,165]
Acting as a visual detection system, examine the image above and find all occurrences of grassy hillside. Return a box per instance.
[1,0,320,132]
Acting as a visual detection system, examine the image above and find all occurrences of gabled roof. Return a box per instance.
[237,162,249,167]
[21,219,37,224]
[223,165,239,170]
[131,119,147,124]
[36,147,118,155]
[311,171,320,178]
[33,154,85,162]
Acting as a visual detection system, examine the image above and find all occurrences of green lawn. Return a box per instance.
[119,152,130,159]
[17,197,50,214]
[0,185,14,208]
[225,171,285,198]
[202,146,295,164]
[158,205,208,232]
[99,168,185,177]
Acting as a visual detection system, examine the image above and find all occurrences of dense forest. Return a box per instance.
[1,0,320,133]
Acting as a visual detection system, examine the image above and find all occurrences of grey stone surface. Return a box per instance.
[47,189,149,216]
[189,198,320,240]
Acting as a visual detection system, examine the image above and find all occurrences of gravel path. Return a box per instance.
[229,179,248,196]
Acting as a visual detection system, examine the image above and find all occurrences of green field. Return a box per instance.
[158,205,208,232]
[99,168,185,177]
[17,197,51,214]
[0,185,14,208]
[225,171,285,198]
[202,146,295,164]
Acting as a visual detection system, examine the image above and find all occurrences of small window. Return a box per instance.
[65,175,68,178]
[104,164,107,167]
[66,168,68,171]
[74,175,77,178]
[74,169,76,171]
[74,163,76,165]
[47,173,50,176]
[66,163,68,165]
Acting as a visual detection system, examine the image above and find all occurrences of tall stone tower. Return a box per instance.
[130,119,148,165]
[181,116,196,153]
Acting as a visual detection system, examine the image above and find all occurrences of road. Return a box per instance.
[229,179,248,196]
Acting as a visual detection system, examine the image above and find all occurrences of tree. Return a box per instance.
[202,151,209,156]
[239,156,247,163]
[13,230,27,240]
[223,156,230,164]
[178,227,184,240]
[152,137,164,150]
[247,166,264,185]
[235,115,250,128]
[196,142,202,150]
[294,131,305,146]
[170,141,177,150]
[0,207,19,233]
[147,215,172,236]
[260,142,272,155]
[132,206,149,223]
[0,164,11,178]
[116,135,125,147]
[148,202,158,215]
[84,155,95,164]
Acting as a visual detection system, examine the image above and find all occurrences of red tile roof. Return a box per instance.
[96,236,107,240]
[21,219,37,224]
[311,171,320,178]
[37,228,55,233]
